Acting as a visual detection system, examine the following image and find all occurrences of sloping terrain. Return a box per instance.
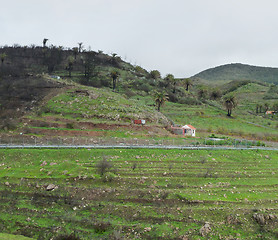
[0,75,67,129]
[18,84,172,142]
[0,45,277,145]
[0,148,277,239]
[192,63,278,85]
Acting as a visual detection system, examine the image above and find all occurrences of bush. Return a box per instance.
[66,122,75,129]
[124,88,136,98]
[39,122,49,128]
[53,233,81,240]
[178,97,201,105]
[1,119,18,130]
[96,157,113,176]
[102,172,116,182]
[93,221,111,233]
[37,106,51,116]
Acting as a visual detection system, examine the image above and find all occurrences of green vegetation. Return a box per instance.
[0,233,34,240]
[0,148,277,239]
[43,87,169,125]
[1,41,278,240]
[193,63,278,85]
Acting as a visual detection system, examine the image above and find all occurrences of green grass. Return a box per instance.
[0,148,277,239]
[162,99,278,141]
[44,87,162,124]
[0,233,34,240]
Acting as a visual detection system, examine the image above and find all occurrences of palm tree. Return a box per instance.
[43,38,48,48]
[78,42,83,53]
[264,103,269,113]
[223,94,237,117]
[150,70,161,80]
[165,74,177,93]
[0,53,7,65]
[273,101,278,111]
[259,104,263,113]
[256,104,260,114]
[210,88,222,100]
[73,47,79,59]
[153,90,169,112]
[110,70,120,91]
[67,56,75,77]
[184,78,192,91]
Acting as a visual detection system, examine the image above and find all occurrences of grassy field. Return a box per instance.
[162,101,278,141]
[0,148,277,239]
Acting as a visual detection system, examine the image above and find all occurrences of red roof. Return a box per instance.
[171,125,196,130]
[185,124,196,130]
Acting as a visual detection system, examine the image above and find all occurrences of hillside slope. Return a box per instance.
[192,63,278,84]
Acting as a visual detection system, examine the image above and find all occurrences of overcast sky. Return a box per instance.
[2,0,278,77]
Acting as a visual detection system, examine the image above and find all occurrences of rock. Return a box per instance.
[46,184,58,191]
[253,213,265,225]
[200,222,211,236]
[267,214,276,220]
[40,161,47,166]
[138,179,145,184]
[4,182,9,186]
[144,227,151,232]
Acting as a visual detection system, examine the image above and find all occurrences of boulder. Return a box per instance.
[200,222,211,236]
[46,184,58,191]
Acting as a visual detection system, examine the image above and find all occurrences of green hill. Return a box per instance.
[192,63,278,85]
[0,45,277,145]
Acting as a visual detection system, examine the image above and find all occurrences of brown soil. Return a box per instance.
[24,128,102,137]
[22,116,172,137]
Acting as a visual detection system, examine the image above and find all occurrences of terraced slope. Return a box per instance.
[0,148,277,239]
[20,86,171,142]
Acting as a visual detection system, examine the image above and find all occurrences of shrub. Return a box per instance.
[39,122,49,128]
[66,122,75,129]
[93,221,111,233]
[53,233,81,240]
[1,119,18,130]
[149,70,161,79]
[37,106,51,116]
[96,157,113,176]
[102,172,116,182]
[124,88,136,98]
[131,162,137,171]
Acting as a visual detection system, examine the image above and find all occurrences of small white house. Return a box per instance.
[171,124,196,137]
[183,125,196,137]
